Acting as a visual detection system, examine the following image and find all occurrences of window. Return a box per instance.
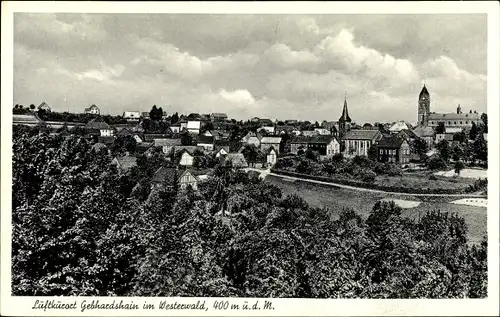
[454,121,457,125]
[380,149,383,154]
[460,121,463,124]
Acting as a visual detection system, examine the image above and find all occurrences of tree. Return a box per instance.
[469,122,479,140]
[454,161,465,176]
[171,112,179,124]
[181,132,193,145]
[436,139,450,162]
[472,134,487,165]
[436,122,445,134]
[453,131,467,143]
[480,113,487,133]
[413,138,428,158]
[149,105,163,121]
[367,145,378,161]
[451,143,464,162]
[426,155,447,170]
[29,104,35,110]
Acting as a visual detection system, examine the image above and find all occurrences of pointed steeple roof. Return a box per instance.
[419,84,429,98]
[339,92,352,123]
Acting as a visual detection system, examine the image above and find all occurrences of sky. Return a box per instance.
[13,13,487,124]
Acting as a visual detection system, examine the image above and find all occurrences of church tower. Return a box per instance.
[418,84,430,126]
[338,92,352,138]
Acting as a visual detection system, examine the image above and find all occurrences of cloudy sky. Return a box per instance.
[14,13,486,124]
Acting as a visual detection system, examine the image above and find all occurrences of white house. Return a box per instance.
[169,123,181,134]
[241,132,262,147]
[179,150,194,166]
[154,138,182,154]
[84,104,100,115]
[260,136,282,154]
[179,169,199,190]
[215,147,229,158]
[100,127,114,137]
[314,128,331,135]
[259,126,275,135]
[123,111,141,121]
[266,147,277,167]
[187,120,201,134]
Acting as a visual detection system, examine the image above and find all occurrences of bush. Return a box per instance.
[429,175,438,181]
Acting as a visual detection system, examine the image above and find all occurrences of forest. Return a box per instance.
[12,126,487,298]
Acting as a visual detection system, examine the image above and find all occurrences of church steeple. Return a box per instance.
[418,84,430,126]
[339,92,352,123]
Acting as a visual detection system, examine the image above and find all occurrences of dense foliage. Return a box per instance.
[12,127,487,298]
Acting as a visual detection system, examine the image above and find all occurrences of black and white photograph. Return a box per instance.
[1,1,499,316]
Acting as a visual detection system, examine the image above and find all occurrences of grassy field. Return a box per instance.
[266,175,487,245]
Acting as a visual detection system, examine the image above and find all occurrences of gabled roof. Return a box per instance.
[412,126,435,138]
[85,118,110,130]
[308,135,337,144]
[389,121,410,132]
[38,102,51,110]
[114,155,138,171]
[224,153,248,167]
[215,146,230,154]
[13,114,43,123]
[92,142,108,151]
[187,121,201,129]
[154,138,182,147]
[197,135,214,144]
[290,135,309,143]
[377,136,406,149]
[211,112,228,118]
[117,128,133,136]
[151,166,179,184]
[260,136,282,144]
[397,129,419,140]
[343,129,382,141]
[174,145,204,156]
[144,133,171,141]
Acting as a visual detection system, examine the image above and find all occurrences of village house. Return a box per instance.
[112,154,138,173]
[343,129,383,157]
[285,119,298,126]
[301,130,317,137]
[178,149,195,167]
[259,126,275,135]
[141,111,150,119]
[412,125,435,149]
[210,113,228,122]
[435,133,454,144]
[314,128,331,135]
[169,123,181,134]
[307,135,341,158]
[260,136,282,154]
[38,102,51,112]
[123,111,141,122]
[215,146,230,158]
[377,135,411,165]
[389,121,411,134]
[84,104,100,115]
[241,131,262,147]
[259,118,274,126]
[289,136,309,155]
[151,167,205,190]
[223,153,249,168]
[196,135,214,151]
[202,130,213,137]
[154,138,182,154]
[187,120,201,134]
[144,133,171,142]
[250,117,260,123]
[85,118,113,137]
[97,136,115,145]
[266,147,278,167]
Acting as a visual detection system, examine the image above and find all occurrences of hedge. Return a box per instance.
[270,168,485,195]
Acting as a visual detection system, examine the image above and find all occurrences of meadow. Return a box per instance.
[266,175,487,245]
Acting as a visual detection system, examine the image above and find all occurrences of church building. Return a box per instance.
[338,93,352,138]
[416,85,482,128]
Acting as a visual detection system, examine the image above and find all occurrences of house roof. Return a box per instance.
[224,153,248,167]
[144,133,171,141]
[389,121,410,132]
[215,146,230,154]
[86,118,110,130]
[290,135,309,143]
[259,118,274,126]
[260,136,282,144]
[301,130,317,137]
[174,145,204,155]
[38,102,50,109]
[92,142,108,151]
[151,166,179,184]
[117,128,133,136]
[114,155,138,171]
[308,135,337,144]
[397,129,419,140]
[445,127,463,134]
[13,114,43,123]
[377,136,405,148]
[427,112,480,121]
[412,126,435,138]
[187,120,201,129]
[343,129,382,140]
[197,135,214,144]
[154,138,182,147]
[211,112,228,118]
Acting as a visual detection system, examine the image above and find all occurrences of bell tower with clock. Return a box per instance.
[418,84,430,126]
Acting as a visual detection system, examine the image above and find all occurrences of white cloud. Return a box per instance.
[219,89,256,105]
[264,43,319,70]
